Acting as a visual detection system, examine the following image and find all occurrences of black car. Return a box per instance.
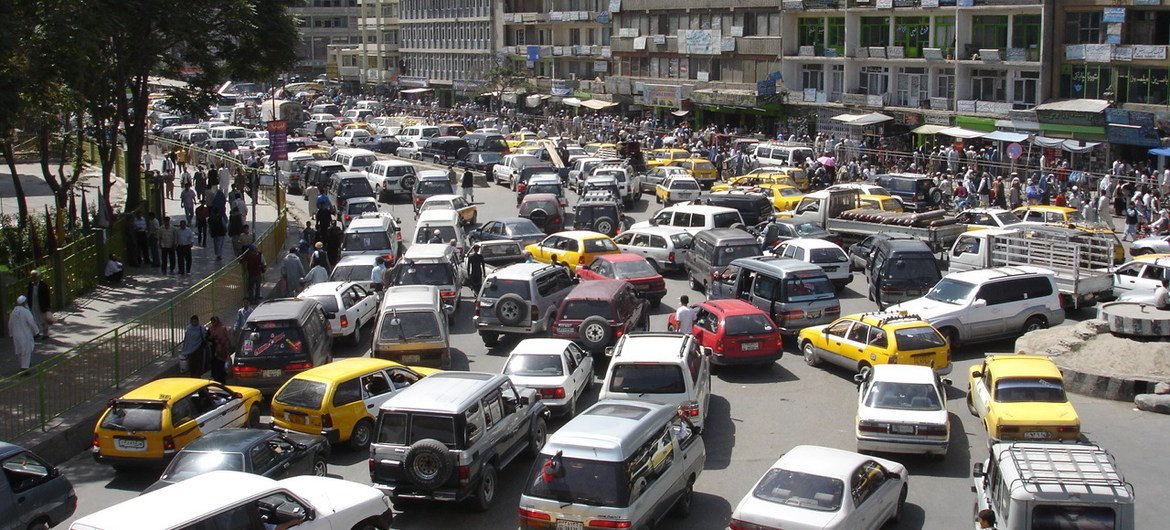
[421,136,470,164]
[874,173,942,212]
[144,429,329,493]
[463,132,508,153]
[366,135,401,154]
[457,151,503,174]
[574,195,623,236]
[847,232,916,272]
[700,191,775,226]
[469,217,546,247]
[476,240,527,267]
[758,219,838,249]
[327,172,376,214]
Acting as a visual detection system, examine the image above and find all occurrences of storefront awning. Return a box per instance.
[831,112,894,126]
[671,110,690,117]
[1149,147,1170,157]
[561,97,582,107]
[911,124,950,135]
[994,119,1041,132]
[580,99,618,110]
[981,131,1031,143]
[400,88,433,94]
[1034,136,1103,152]
[938,127,986,139]
[1034,99,1110,114]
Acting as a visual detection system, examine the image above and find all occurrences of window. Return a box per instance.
[896,67,929,107]
[970,69,1007,101]
[971,15,1009,52]
[860,17,889,47]
[249,442,277,474]
[1060,64,1110,100]
[850,461,889,507]
[752,275,778,300]
[798,18,824,48]
[935,68,955,98]
[333,378,363,406]
[894,17,930,58]
[0,451,50,494]
[846,322,870,344]
[828,65,845,102]
[826,17,845,56]
[826,319,852,338]
[802,64,824,92]
[1064,11,1102,45]
[1012,14,1041,57]
[859,66,890,98]
[933,16,955,56]
[1122,67,1170,106]
[1012,70,1040,108]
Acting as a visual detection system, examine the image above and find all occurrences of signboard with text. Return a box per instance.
[267,120,288,161]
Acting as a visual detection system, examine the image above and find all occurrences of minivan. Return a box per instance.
[372,285,453,368]
[332,147,378,172]
[753,143,816,169]
[228,298,334,393]
[463,132,509,153]
[178,128,209,147]
[866,238,942,309]
[302,160,346,197]
[519,400,705,530]
[0,442,76,529]
[389,243,465,310]
[632,205,745,236]
[397,125,440,143]
[340,214,404,262]
[708,256,841,336]
[365,159,418,202]
[412,210,469,258]
[208,125,248,142]
[684,228,762,293]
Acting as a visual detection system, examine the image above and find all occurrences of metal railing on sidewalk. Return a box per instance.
[0,139,288,442]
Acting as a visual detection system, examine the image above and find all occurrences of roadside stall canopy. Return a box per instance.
[911,124,949,135]
[1033,136,1102,152]
[1034,99,1111,114]
[580,99,618,110]
[400,88,433,94]
[1149,147,1170,157]
[671,110,690,117]
[981,131,1031,143]
[938,127,986,139]
[831,112,894,126]
[562,97,582,107]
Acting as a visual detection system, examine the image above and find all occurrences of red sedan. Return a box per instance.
[575,253,667,307]
[667,299,784,367]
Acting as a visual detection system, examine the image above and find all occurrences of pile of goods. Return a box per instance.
[837,208,960,227]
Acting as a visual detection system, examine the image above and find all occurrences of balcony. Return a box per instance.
[846,0,1039,7]
[621,0,777,9]
[956,100,1013,115]
[962,46,1039,63]
[781,0,841,9]
[339,66,361,79]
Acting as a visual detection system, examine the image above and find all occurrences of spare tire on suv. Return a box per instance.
[593,216,616,235]
[495,293,529,327]
[403,439,454,489]
[578,316,613,351]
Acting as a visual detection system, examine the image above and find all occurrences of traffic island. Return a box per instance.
[1014,319,1170,406]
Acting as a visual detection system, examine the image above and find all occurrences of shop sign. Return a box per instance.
[1105,109,1162,147]
[642,84,687,107]
[691,90,757,108]
[399,76,428,87]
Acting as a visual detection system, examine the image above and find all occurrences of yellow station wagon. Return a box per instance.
[966,354,1080,442]
[798,312,952,376]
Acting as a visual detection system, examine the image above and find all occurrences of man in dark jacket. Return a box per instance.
[461,169,475,202]
[466,244,486,293]
[242,245,266,301]
[27,270,51,339]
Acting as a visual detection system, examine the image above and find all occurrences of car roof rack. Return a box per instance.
[613,332,690,358]
[857,311,924,327]
[998,443,1133,496]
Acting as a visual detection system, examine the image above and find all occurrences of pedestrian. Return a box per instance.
[1123,201,1140,242]
[461,168,475,202]
[673,295,695,333]
[8,295,39,374]
[194,166,207,197]
[176,220,194,274]
[325,223,343,267]
[26,270,51,339]
[467,244,485,293]
[205,316,231,384]
[1156,278,1170,311]
[146,211,161,267]
[279,247,306,297]
[447,165,457,185]
[298,221,316,255]
[158,216,177,274]
[218,165,232,194]
[303,262,329,287]
[178,315,206,376]
[976,508,997,529]
[306,184,320,218]
[103,253,124,284]
[180,183,196,223]
[370,256,387,291]
[195,200,209,247]
[234,298,255,335]
[1098,193,1114,232]
[310,241,330,271]
[242,244,266,301]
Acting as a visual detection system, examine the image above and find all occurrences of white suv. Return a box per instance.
[598,333,712,431]
[69,470,393,530]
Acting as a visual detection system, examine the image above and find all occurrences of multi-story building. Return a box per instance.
[331,0,401,90]
[499,0,613,98]
[291,0,362,74]
[398,0,496,105]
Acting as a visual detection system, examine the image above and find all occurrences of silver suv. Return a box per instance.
[369,372,549,511]
[473,263,576,347]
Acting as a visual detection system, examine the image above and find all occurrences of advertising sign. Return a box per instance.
[266,120,288,161]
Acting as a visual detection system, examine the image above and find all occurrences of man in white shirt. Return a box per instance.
[1155,279,1170,311]
[673,295,695,333]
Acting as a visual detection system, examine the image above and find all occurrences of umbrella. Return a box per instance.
[817,156,836,167]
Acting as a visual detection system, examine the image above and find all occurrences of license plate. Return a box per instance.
[890,424,915,435]
[262,369,282,378]
[556,521,584,530]
[1024,431,1052,439]
[401,354,421,364]
[115,438,146,451]
[742,342,759,351]
[805,311,821,319]
[823,266,838,272]
[558,324,574,331]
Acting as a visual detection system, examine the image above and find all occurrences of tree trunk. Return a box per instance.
[1,142,30,228]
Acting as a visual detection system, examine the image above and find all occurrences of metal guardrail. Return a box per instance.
[0,138,288,442]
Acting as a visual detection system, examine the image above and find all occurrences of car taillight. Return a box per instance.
[668,251,675,262]
[826,305,841,315]
[92,433,100,449]
[780,310,804,321]
[340,315,349,328]
[163,435,176,452]
[458,465,470,488]
[919,424,948,436]
[345,215,352,222]
[384,253,394,262]
[587,520,631,529]
[998,425,1020,437]
[321,413,333,428]
[858,420,887,433]
[539,387,566,399]
[518,184,526,192]
[369,458,375,473]
[518,507,552,526]
[729,519,780,530]
[440,290,456,298]
[284,362,314,371]
[1058,425,1079,435]
[233,365,261,377]
[415,197,423,204]
[680,401,700,417]
[551,216,562,224]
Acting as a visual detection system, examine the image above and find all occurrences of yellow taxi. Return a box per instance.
[583,142,617,156]
[506,131,538,148]
[798,312,952,376]
[644,148,692,169]
[745,166,809,190]
[270,357,439,450]
[670,158,718,186]
[298,147,331,161]
[967,354,1080,442]
[524,230,621,268]
[712,172,799,192]
[342,122,378,135]
[92,378,263,470]
[739,183,805,211]
[1012,205,1125,262]
[859,194,905,212]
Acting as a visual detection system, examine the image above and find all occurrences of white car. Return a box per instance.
[329,255,380,284]
[341,196,379,228]
[396,139,428,160]
[297,281,380,346]
[730,445,908,530]
[419,194,476,225]
[501,338,594,418]
[332,128,372,148]
[244,138,270,150]
[656,175,702,205]
[1129,233,1170,256]
[855,364,950,457]
[774,238,852,292]
[1114,255,1170,303]
[612,226,694,271]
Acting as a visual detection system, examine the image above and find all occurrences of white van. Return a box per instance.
[412,210,468,258]
[208,125,248,141]
[364,159,418,202]
[397,125,440,143]
[340,213,404,262]
[178,128,209,147]
[332,147,378,172]
[753,142,816,167]
[355,100,383,112]
[631,204,745,235]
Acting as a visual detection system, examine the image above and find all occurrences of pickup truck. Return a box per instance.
[947,226,1115,308]
[786,189,966,252]
[492,154,547,189]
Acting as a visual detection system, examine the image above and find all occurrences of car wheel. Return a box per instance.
[401,175,416,190]
[27,520,50,530]
[404,439,455,489]
[471,463,497,512]
[672,479,695,518]
[1023,315,1047,334]
[348,419,374,451]
[892,484,908,523]
[858,362,873,380]
[689,276,702,292]
[349,319,362,346]
[495,294,528,327]
[967,393,979,416]
[650,297,662,309]
[593,216,615,235]
[246,404,261,428]
[527,417,548,455]
[312,457,328,477]
[579,316,614,351]
[802,341,821,366]
[480,331,499,347]
[942,327,961,351]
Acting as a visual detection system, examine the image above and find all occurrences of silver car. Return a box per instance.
[612,226,694,272]
[473,263,576,347]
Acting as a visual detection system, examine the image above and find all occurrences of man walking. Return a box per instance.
[8,295,39,374]
[176,220,194,275]
[206,316,232,383]
[467,244,486,293]
[158,216,177,274]
[180,183,196,223]
[279,248,306,297]
[673,295,695,333]
[461,168,475,202]
[27,270,51,339]
[194,200,209,247]
[178,315,206,376]
[242,245,266,301]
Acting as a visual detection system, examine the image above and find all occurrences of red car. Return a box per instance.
[574,253,667,307]
[551,280,649,352]
[667,299,783,366]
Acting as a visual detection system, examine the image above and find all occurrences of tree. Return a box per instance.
[0,0,33,227]
[477,53,536,113]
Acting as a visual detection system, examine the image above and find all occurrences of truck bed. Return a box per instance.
[825,218,967,251]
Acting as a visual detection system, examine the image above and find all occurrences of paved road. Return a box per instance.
[58,155,1170,529]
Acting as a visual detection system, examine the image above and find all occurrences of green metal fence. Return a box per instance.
[0,139,287,442]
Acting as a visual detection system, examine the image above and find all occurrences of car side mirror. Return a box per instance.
[604,346,615,357]
[700,346,713,357]
[942,377,953,386]
[972,299,987,308]
[971,370,982,379]
[520,395,530,406]
[648,217,658,226]
[972,462,984,478]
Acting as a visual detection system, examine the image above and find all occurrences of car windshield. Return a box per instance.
[995,377,1068,403]
[415,226,457,244]
[273,379,326,409]
[482,278,531,299]
[925,278,975,304]
[241,325,306,358]
[304,295,340,314]
[882,258,940,282]
[390,262,455,286]
[377,412,456,447]
[713,212,742,228]
[100,401,164,431]
[613,259,657,278]
[671,232,694,249]
[752,468,844,512]
[528,184,562,195]
[778,187,801,197]
[503,354,564,377]
[724,314,775,336]
[343,231,392,252]
[481,243,522,259]
[331,264,374,282]
[377,311,441,341]
[525,456,629,508]
[894,326,947,350]
[864,382,943,410]
[786,223,823,237]
[421,201,453,212]
[783,274,836,302]
[608,364,685,394]
[347,202,378,216]
[476,153,504,163]
[809,247,848,264]
[561,300,617,320]
[583,238,618,253]
[716,244,762,266]
[162,451,245,482]
[994,211,1023,225]
[1031,506,1116,530]
[417,180,453,194]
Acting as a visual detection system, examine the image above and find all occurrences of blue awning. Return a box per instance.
[1149,147,1170,157]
